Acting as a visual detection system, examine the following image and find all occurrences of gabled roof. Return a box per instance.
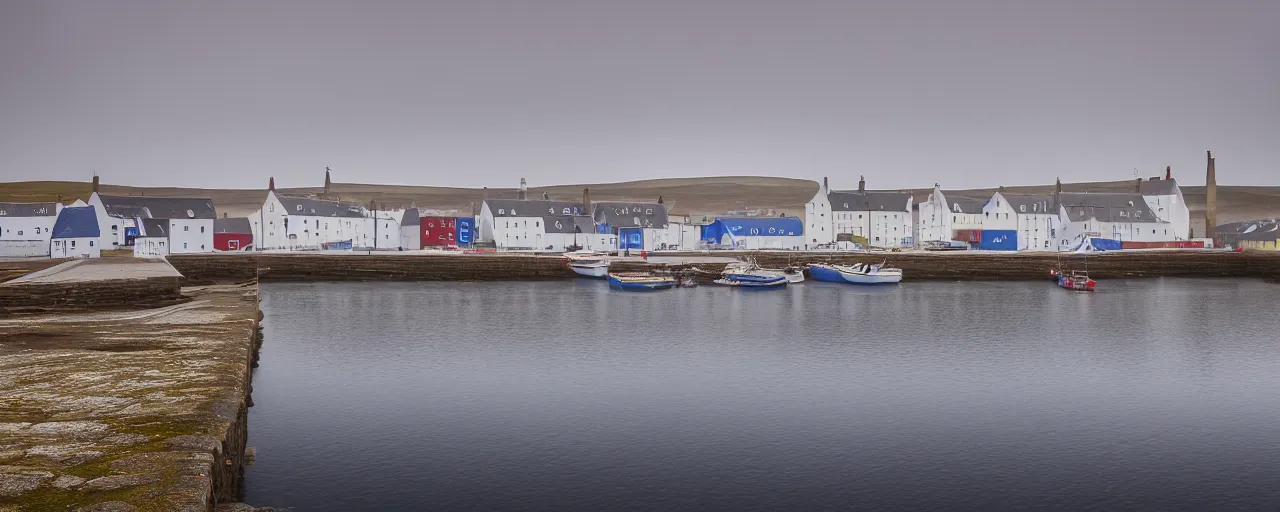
[592,201,669,229]
[1240,222,1280,241]
[275,195,366,218]
[400,209,420,226]
[0,202,57,217]
[51,206,100,239]
[938,192,990,214]
[1059,192,1162,223]
[999,194,1055,214]
[140,218,168,237]
[828,191,911,212]
[1138,178,1180,196]
[214,217,252,234]
[543,215,595,234]
[97,195,217,219]
[483,199,587,218]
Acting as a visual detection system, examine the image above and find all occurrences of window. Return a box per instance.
[71,241,76,248]
[858,215,863,219]
[201,226,206,233]
[159,241,165,246]
[535,221,540,227]
[201,245,205,250]
[112,224,118,231]
[16,230,21,236]
[184,226,189,232]
[269,203,275,212]
[184,242,188,248]
[90,241,94,247]
[316,220,320,229]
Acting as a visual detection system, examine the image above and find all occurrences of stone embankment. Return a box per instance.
[0,260,186,314]
[0,284,264,511]
[169,250,1280,283]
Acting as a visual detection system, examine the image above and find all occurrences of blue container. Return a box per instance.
[1089,237,1121,251]
[980,230,1018,251]
[619,227,643,250]
[455,218,473,246]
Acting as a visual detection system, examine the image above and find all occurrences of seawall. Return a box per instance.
[169,251,1280,283]
[0,284,263,511]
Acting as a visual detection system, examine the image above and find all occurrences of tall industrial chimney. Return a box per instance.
[518,178,528,200]
[324,167,332,196]
[1205,151,1217,241]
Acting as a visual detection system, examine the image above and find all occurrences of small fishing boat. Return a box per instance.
[608,272,676,291]
[723,260,805,284]
[1056,270,1096,291]
[806,262,903,285]
[563,250,610,278]
[715,274,788,289]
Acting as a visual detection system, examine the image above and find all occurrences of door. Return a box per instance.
[619,228,643,250]
[228,239,240,251]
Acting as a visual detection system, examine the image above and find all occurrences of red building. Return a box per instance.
[214,217,254,251]
[421,216,457,247]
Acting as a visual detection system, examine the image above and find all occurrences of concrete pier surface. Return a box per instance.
[0,260,186,314]
[0,284,261,511]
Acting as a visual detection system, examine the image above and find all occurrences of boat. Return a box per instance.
[1056,270,1096,291]
[806,262,903,284]
[723,260,805,284]
[715,274,788,289]
[608,272,676,291]
[563,250,610,278]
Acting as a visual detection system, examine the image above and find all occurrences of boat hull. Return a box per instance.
[807,263,902,285]
[569,263,609,278]
[806,264,848,283]
[608,274,676,291]
[841,272,902,284]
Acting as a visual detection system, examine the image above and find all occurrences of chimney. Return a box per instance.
[1053,178,1062,211]
[823,177,829,192]
[482,186,488,200]
[268,177,275,191]
[582,188,591,210]
[1135,177,1142,193]
[857,175,865,192]
[1205,150,1217,241]
[518,178,528,200]
[543,192,549,200]
[1166,166,1172,180]
[324,167,332,196]
[91,175,100,193]
[657,195,664,205]
[222,212,227,218]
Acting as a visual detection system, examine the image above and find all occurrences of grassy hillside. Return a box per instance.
[2,178,1277,237]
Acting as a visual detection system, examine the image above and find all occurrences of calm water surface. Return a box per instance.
[247,279,1280,511]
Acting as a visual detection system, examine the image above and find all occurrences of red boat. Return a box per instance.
[1056,270,1096,291]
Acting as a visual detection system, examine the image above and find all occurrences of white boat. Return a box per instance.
[564,250,610,278]
[836,262,903,284]
[724,260,805,284]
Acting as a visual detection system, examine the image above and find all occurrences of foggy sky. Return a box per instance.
[1,0,1276,189]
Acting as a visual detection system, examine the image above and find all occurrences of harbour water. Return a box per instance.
[248,279,1280,510]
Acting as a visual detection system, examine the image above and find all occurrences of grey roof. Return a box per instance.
[1241,222,1280,241]
[98,195,217,219]
[1138,178,1180,196]
[1000,194,1055,214]
[400,208,420,226]
[276,195,366,218]
[940,192,990,214]
[543,215,595,234]
[214,217,252,234]
[592,201,669,229]
[484,199,587,218]
[140,218,168,237]
[1059,192,1161,223]
[828,191,911,212]
[0,202,57,217]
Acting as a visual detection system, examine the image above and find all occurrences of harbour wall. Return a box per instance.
[168,251,1280,283]
[0,275,186,313]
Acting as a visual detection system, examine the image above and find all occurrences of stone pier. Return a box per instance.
[0,284,263,511]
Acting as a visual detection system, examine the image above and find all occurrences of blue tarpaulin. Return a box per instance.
[701,217,803,245]
[455,217,473,245]
[980,230,1017,251]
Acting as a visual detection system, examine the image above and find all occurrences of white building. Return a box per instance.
[400,209,422,250]
[1138,168,1191,240]
[702,217,805,250]
[50,206,102,259]
[915,186,990,246]
[479,198,610,251]
[806,177,913,249]
[251,188,371,250]
[1057,192,1176,249]
[592,200,679,251]
[981,192,1059,251]
[131,218,171,258]
[0,202,61,257]
[88,190,217,253]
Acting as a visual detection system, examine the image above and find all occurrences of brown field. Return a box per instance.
[2,178,1277,236]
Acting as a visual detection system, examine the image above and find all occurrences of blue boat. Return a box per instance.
[716,274,788,289]
[608,273,676,291]
[806,263,848,283]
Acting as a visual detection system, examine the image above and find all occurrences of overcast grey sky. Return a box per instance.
[1,0,1276,189]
